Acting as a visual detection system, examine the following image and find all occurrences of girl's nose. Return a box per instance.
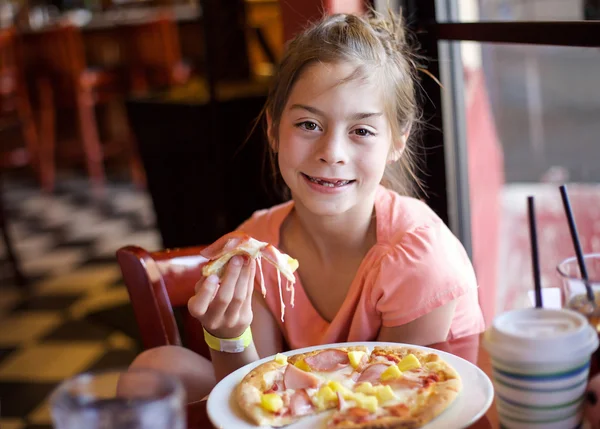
[317,131,348,165]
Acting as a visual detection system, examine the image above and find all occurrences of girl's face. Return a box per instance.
[274,61,400,217]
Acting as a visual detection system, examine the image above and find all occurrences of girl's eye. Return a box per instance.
[353,128,375,137]
[296,121,321,131]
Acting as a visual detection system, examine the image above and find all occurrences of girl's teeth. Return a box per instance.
[307,176,350,187]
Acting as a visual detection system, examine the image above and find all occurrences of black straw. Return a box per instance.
[559,184,595,304]
[528,196,543,308]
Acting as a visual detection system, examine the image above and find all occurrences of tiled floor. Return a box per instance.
[0,176,160,428]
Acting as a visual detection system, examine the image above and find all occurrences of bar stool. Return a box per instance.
[119,12,192,94]
[26,22,144,196]
[0,26,39,182]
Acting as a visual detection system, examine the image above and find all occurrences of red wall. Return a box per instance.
[278,0,365,41]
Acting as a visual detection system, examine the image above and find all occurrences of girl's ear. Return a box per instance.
[388,126,411,163]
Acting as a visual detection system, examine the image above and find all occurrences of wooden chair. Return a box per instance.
[0,26,39,180]
[116,245,211,360]
[119,12,191,94]
[26,23,144,195]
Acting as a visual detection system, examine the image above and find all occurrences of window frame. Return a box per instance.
[399,0,600,256]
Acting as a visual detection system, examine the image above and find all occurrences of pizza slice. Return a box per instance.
[236,346,369,427]
[200,231,299,320]
[328,347,462,428]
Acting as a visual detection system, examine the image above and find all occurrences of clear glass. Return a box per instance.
[557,253,600,332]
[441,0,599,22]
[453,42,600,317]
[49,368,186,429]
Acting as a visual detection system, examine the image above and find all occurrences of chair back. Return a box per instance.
[0,26,37,170]
[0,27,18,101]
[27,23,87,95]
[116,245,211,359]
[120,12,187,91]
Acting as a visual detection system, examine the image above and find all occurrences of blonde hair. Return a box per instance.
[263,9,426,198]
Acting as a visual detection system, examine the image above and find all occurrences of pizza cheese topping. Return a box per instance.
[236,346,462,428]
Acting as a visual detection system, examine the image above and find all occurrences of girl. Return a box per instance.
[128,10,485,402]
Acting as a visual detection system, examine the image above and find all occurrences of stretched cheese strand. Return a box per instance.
[256,255,266,297]
[286,279,295,307]
[277,268,285,322]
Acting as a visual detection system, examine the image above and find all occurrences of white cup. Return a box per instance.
[483,308,599,429]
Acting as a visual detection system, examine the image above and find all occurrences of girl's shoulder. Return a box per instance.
[371,186,476,294]
[375,185,448,247]
[236,200,294,244]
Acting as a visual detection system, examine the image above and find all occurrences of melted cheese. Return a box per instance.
[287,279,295,307]
[276,269,285,322]
[313,365,356,390]
[257,255,266,297]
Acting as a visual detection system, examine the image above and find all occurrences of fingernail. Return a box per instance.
[206,274,219,284]
[231,256,242,266]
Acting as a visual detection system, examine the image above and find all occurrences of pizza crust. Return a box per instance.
[331,416,420,429]
[235,360,296,427]
[409,378,461,426]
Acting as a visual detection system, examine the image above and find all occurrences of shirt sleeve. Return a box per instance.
[372,221,478,327]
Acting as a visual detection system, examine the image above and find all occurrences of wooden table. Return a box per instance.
[185,333,497,429]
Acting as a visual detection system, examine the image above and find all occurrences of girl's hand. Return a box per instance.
[188,255,256,339]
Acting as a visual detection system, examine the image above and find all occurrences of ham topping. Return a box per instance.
[289,389,314,416]
[304,349,350,372]
[356,363,392,384]
[284,363,322,390]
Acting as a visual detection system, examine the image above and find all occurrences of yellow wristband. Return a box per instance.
[203,327,253,353]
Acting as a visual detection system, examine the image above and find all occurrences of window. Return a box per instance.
[395,0,600,325]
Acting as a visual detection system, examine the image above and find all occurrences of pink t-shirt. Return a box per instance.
[237,185,485,350]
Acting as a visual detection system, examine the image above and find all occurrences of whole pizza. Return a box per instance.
[235,345,462,428]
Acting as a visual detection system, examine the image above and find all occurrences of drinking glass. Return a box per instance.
[49,368,185,429]
[557,253,600,332]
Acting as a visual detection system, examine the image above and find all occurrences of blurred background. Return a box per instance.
[0,0,599,427]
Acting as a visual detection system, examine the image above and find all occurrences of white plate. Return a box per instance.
[207,342,494,429]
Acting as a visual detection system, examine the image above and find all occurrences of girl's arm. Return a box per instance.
[188,256,283,382]
[376,300,458,346]
[251,290,284,358]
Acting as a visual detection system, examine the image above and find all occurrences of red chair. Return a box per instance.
[119,12,191,94]
[0,26,39,179]
[25,23,145,195]
[116,245,211,360]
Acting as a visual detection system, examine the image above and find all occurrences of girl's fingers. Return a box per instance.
[223,258,256,323]
[207,255,244,314]
[188,274,220,318]
[241,260,256,318]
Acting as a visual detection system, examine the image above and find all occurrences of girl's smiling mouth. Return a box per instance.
[301,173,356,189]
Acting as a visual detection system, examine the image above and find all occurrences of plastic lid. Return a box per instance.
[483,308,599,363]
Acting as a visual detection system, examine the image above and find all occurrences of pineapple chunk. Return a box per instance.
[380,364,403,381]
[294,359,311,372]
[328,381,353,399]
[354,382,376,395]
[260,393,283,412]
[274,353,288,365]
[374,385,396,403]
[348,351,366,369]
[313,385,338,410]
[352,392,379,413]
[397,354,421,372]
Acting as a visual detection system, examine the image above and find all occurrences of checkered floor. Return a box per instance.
[0,175,161,429]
